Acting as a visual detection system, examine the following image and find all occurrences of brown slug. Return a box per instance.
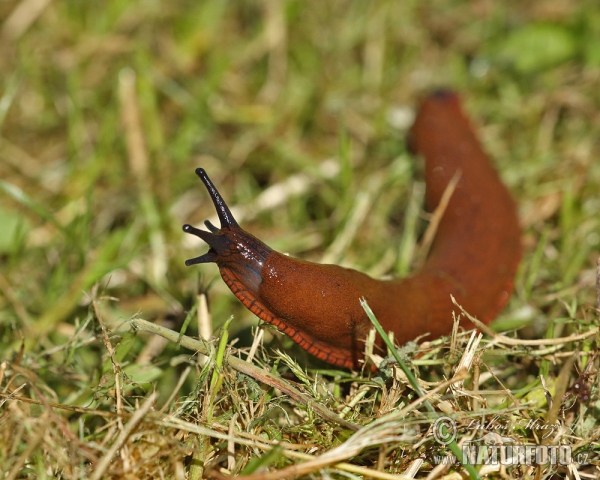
[182,90,522,369]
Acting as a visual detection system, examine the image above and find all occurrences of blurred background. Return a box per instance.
[1,0,599,410]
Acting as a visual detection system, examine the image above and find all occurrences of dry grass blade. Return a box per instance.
[132,318,360,431]
[596,257,600,312]
[2,2,600,478]
[451,296,599,346]
[211,412,414,480]
[90,392,158,480]
[414,170,461,268]
[4,412,50,480]
[1,0,51,40]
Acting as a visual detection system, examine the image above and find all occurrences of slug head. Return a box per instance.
[183,168,365,369]
[182,168,272,296]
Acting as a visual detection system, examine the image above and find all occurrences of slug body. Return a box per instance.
[183,91,521,369]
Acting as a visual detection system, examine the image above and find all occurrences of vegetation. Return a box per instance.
[0,1,599,478]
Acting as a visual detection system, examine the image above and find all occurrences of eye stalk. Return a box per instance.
[191,167,238,229]
[182,168,240,266]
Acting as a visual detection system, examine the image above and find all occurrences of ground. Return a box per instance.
[0,1,599,478]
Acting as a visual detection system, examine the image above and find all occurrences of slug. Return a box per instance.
[182,90,521,369]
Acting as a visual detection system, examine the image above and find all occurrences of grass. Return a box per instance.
[1,0,600,478]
